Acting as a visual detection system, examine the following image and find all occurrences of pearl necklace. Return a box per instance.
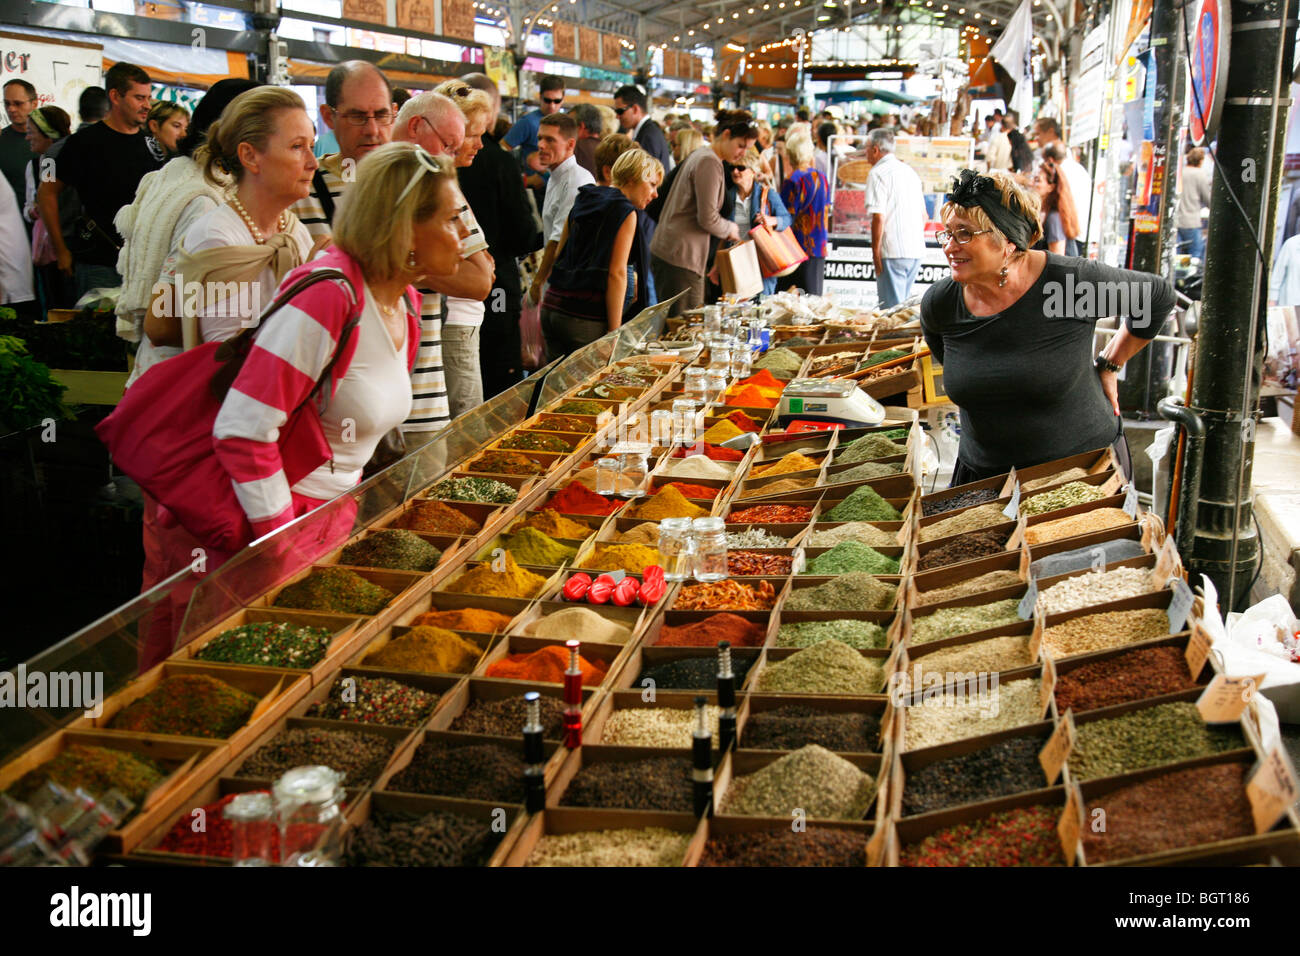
[230,195,286,245]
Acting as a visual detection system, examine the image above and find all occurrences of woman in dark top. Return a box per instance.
[541,148,663,360]
[920,169,1174,484]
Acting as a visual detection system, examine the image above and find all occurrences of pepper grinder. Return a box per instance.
[716,640,737,754]
[562,640,583,750]
[522,692,546,814]
[691,695,714,818]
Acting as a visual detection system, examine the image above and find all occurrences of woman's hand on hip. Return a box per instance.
[1098,368,1120,416]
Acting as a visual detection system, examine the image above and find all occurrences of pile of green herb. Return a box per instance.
[273,567,395,615]
[426,477,518,504]
[195,621,334,668]
[341,529,441,571]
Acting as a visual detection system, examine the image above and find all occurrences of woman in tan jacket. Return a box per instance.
[649,109,757,314]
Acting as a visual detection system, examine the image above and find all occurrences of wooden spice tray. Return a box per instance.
[346,623,499,678]
[1072,752,1296,867]
[253,565,426,619]
[584,689,734,749]
[767,607,901,649]
[1050,633,1214,712]
[896,622,1038,686]
[388,590,538,635]
[124,775,281,867]
[342,790,529,867]
[175,607,365,688]
[0,729,226,855]
[782,574,903,612]
[745,643,896,701]
[222,715,418,793]
[907,549,1029,609]
[607,643,765,697]
[882,784,1067,867]
[471,634,628,691]
[289,666,463,729]
[888,720,1057,821]
[912,519,1020,576]
[498,806,706,867]
[1025,517,1160,570]
[319,529,464,577]
[670,575,791,613]
[648,610,778,647]
[75,659,311,758]
[681,815,874,866]
[508,600,646,646]
[1013,446,1122,490]
[901,585,1032,640]
[918,471,1017,515]
[433,561,565,604]
[1035,587,1192,663]
[460,449,570,479]
[819,455,911,491]
[377,497,504,537]
[545,743,706,813]
[426,677,600,741]
[711,748,883,822]
[371,726,565,797]
[893,663,1053,755]
[735,693,891,755]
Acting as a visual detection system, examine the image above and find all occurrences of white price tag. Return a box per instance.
[1018,575,1039,619]
[1122,482,1140,518]
[1002,481,1022,520]
[1167,577,1194,633]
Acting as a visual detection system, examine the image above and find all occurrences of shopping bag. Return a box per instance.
[749,221,808,278]
[95,268,360,552]
[716,240,764,298]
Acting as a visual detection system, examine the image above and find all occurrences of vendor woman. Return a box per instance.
[921,169,1174,483]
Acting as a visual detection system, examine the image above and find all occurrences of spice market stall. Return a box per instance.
[2,303,1296,869]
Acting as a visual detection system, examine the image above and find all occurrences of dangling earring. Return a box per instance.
[407,249,418,271]
[998,258,1009,288]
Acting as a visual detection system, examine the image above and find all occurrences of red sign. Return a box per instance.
[1189,0,1229,144]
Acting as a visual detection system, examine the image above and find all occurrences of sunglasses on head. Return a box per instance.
[543,96,563,104]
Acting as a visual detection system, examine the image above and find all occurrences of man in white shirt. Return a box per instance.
[864,128,927,308]
[1269,233,1300,305]
[985,109,1012,171]
[528,112,595,303]
[1034,116,1094,247]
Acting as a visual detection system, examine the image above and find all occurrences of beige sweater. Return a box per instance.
[649,147,737,274]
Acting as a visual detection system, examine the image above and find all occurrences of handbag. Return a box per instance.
[749,190,808,279]
[716,239,765,299]
[96,268,362,552]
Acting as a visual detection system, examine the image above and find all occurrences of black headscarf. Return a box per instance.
[945,168,1036,250]
[178,78,262,158]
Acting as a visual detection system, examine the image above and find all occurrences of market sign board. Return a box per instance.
[0,31,102,127]
[1070,19,1109,147]
[822,241,951,311]
[1188,0,1229,145]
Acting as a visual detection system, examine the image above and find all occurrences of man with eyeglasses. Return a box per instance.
[863,128,926,308]
[393,90,494,434]
[505,74,565,189]
[613,84,671,174]
[2,79,38,210]
[290,60,396,240]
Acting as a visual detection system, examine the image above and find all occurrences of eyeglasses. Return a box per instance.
[937,227,994,245]
[420,116,463,156]
[613,106,628,115]
[542,96,564,105]
[396,146,450,205]
[335,109,394,127]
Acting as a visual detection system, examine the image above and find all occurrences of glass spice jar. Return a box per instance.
[672,399,700,443]
[273,765,344,867]
[595,457,620,496]
[731,346,752,380]
[704,368,729,403]
[683,367,707,403]
[659,517,697,582]
[617,451,650,498]
[650,409,673,446]
[224,791,274,867]
[691,516,729,582]
[702,305,723,337]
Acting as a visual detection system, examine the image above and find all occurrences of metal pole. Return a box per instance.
[1120,0,1186,417]
[1177,0,1297,609]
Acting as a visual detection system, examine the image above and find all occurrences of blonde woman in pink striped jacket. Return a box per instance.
[208,143,466,545]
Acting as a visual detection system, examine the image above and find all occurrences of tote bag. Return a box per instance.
[748,188,808,279]
[716,239,765,299]
[96,269,361,552]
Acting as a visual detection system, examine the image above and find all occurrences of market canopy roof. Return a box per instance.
[519,0,1063,54]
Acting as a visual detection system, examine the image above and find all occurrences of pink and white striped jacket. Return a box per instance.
[212,246,420,540]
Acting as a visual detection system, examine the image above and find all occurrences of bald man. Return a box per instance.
[290,60,395,240]
[459,72,544,396]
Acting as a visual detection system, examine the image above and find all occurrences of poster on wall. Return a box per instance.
[485,46,517,98]
[1070,19,1108,147]
[396,0,435,32]
[553,23,575,59]
[602,33,620,67]
[0,31,102,126]
[579,27,599,65]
